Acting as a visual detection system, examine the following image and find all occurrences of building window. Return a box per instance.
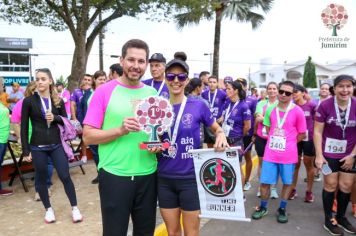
[260,73,266,83]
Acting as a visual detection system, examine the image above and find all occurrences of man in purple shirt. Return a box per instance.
[237,78,257,192]
[142,53,169,99]
[199,71,210,92]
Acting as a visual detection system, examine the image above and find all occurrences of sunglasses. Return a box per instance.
[166,73,188,82]
[278,89,293,96]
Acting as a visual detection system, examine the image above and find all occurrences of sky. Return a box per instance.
[0,0,355,82]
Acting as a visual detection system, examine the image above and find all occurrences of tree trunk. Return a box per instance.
[213,8,223,78]
[68,35,87,92]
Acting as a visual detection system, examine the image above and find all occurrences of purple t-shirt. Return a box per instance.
[201,89,227,119]
[142,78,170,99]
[158,97,214,179]
[297,101,316,141]
[70,88,83,108]
[315,97,356,159]
[221,100,251,139]
[245,95,258,136]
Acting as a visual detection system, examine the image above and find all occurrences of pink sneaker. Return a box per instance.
[304,191,314,203]
[0,189,13,196]
[288,189,297,200]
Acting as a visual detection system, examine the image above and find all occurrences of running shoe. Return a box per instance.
[252,206,268,220]
[72,207,83,223]
[304,191,314,203]
[44,208,56,224]
[324,218,344,236]
[336,216,356,234]
[288,189,297,200]
[276,208,288,223]
[0,189,13,196]
[243,182,252,191]
[314,173,322,182]
[256,190,261,198]
[270,188,279,199]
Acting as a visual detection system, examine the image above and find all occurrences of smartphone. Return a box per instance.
[321,163,332,175]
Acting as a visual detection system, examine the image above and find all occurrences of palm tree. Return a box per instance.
[175,0,274,78]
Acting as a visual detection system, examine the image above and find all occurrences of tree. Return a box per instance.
[174,0,273,78]
[303,56,317,88]
[321,3,348,37]
[0,0,172,91]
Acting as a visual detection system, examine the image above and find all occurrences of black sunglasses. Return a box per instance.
[166,73,188,82]
[278,89,293,96]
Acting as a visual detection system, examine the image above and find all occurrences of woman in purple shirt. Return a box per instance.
[314,75,356,235]
[158,58,228,236]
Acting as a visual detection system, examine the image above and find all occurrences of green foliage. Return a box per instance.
[56,75,68,88]
[303,56,317,88]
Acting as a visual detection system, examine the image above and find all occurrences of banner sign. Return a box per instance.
[189,147,250,222]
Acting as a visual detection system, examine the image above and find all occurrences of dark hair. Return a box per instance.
[236,78,247,87]
[230,80,246,100]
[174,51,187,61]
[279,80,295,90]
[294,84,306,93]
[109,63,123,76]
[267,81,278,89]
[199,71,210,79]
[320,82,331,89]
[208,75,218,82]
[92,70,107,90]
[84,74,92,78]
[121,39,149,61]
[185,78,202,95]
[329,86,335,96]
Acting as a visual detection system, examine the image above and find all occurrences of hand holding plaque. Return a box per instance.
[136,96,173,150]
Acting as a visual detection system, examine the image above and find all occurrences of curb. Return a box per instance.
[154,155,259,236]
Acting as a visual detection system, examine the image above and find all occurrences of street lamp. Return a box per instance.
[204,53,213,74]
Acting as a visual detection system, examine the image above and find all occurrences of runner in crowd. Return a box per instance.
[289,84,317,202]
[7,82,24,113]
[236,78,257,192]
[223,76,233,92]
[108,63,123,81]
[21,68,82,224]
[217,80,251,192]
[0,77,9,107]
[143,53,169,99]
[173,51,187,61]
[252,81,306,223]
[314,75,356,235]
[253,82,279,198]
[11,81,54,201]
[157,57,228,236]
[259,89,267,102]
[0,95,12,196]
[56,81,71,119]
[83,39,159,236]
[202,75,227,148]
[80,70,107,184]
[199,71,210,92]
[314,83,331,107]
[70,74,92,163]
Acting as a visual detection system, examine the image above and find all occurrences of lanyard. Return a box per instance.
[168,96,187,144]
[334,97,351,139]
[224,101,240,122]
[276,102,293,129]
[151,80,165,95]
[208,90,217,108]
[39,96,52,116]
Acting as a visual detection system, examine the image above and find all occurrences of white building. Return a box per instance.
[250,58,356,88]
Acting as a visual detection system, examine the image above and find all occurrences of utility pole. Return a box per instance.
[99,11,104,71]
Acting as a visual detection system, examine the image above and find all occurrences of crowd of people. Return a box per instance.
[0,38,355,236]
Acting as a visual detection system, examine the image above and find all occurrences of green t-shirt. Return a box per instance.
[0,103,10,143]
[84,80,158,176]
[255,99,268,115]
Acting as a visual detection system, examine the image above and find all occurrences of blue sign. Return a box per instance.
[3,76,31,86]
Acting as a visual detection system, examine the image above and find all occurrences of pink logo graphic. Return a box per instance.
[321,3,348,36]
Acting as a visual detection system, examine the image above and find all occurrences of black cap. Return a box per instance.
[56,81,64,86]
[165,59,189,74]
[149,53,166,63]
[334,75,355,86]
[294,84,306,93]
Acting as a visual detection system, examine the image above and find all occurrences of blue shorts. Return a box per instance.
[158,177,200,211]
[260,161,295,185]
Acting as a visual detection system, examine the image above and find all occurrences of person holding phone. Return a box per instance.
[314,75,356,236]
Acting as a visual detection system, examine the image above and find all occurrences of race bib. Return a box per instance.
[269,136,286,151]
[303,130,309,142]
[262,126,268,137]
[325,138,347,154]
[222,123,232,137]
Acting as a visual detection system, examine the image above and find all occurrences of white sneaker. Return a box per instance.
[256,190,261,198]
[270,187,279,199]
[72,207,83,223]
[44,207,56,223]
[34,192,41,201]
[81,156,87,163]
[243,182,252,191]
